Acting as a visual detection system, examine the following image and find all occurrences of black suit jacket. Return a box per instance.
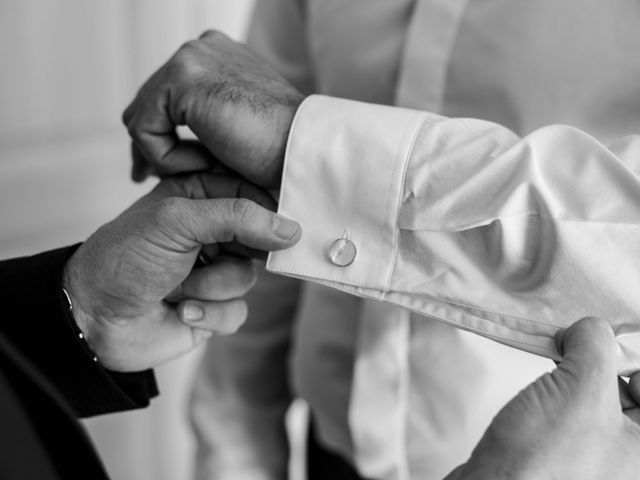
[0,246,158,479]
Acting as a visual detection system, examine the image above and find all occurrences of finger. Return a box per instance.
[131,140,216,182]
[555,317,619,397]
[122,101,135,126]
[126,83,180,170]
[219,242,268,261]
[131,142,152,183]
[177,257,257,301]
[122,66,164,126]
[162,197,301,252]
[171,140,233,175]
[197,173,278,210]
[178,298,247,335]
[168,172,277,210]
[150,141,215,178]
[110,304,214,371]
[165,247,228,302]
[194,241,269,261]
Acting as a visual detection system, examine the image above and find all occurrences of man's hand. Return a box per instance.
[63,173,301,372]
[446,317,640,480]
[122,30,304,188]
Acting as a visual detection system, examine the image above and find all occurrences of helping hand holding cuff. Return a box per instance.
[63,172,300,372]
[446,318,640,480]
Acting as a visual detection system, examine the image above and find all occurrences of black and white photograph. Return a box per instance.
[2,1,640,479]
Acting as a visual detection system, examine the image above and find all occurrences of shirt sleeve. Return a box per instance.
[0,245,158,418]
[267,95,640,376]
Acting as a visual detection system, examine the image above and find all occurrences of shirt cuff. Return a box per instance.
[267,95,430,292]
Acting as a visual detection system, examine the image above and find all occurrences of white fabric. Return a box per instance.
[269,94,640,372]
[192,1,640,479]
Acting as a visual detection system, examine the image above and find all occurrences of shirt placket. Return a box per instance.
[394,0,469,113]
[350,300,411,480]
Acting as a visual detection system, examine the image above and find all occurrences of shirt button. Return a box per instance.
[329,238,357,267]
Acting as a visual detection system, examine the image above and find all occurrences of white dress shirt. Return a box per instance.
[191,1,640,480]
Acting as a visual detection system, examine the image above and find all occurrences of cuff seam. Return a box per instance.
[276,95,315,208]
[383,112,431,293]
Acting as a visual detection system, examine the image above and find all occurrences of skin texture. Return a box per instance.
[123,30,303,188]
[64,172,301,372]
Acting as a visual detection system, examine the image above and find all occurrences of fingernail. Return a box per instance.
[272,215,299,240]
[183,303,204,323]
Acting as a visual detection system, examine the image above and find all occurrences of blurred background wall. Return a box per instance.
[0,1,256,479]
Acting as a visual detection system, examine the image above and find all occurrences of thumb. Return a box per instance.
[554,317,619,400]
[161,197,301,252]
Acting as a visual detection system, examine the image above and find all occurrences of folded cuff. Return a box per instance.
[267,95,429,294]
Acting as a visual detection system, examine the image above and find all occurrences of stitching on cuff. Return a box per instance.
[382,112,433,293]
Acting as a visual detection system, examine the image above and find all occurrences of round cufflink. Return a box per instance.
[328,237,357,267]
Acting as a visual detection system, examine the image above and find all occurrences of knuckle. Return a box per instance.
[231,198,258,223]
[152,197,199,248]
[199,29,221,40]
[156,196,188,221]
[172,42,204,80]
[126,121,144,142]
[172,59,196,82]
[127,128,140,144]
[178,38,199,53]
[121,105,133,126]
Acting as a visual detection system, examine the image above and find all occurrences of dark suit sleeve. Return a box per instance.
[0,245,158,417]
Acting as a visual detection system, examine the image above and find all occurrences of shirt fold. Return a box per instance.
[268,95,640,376]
